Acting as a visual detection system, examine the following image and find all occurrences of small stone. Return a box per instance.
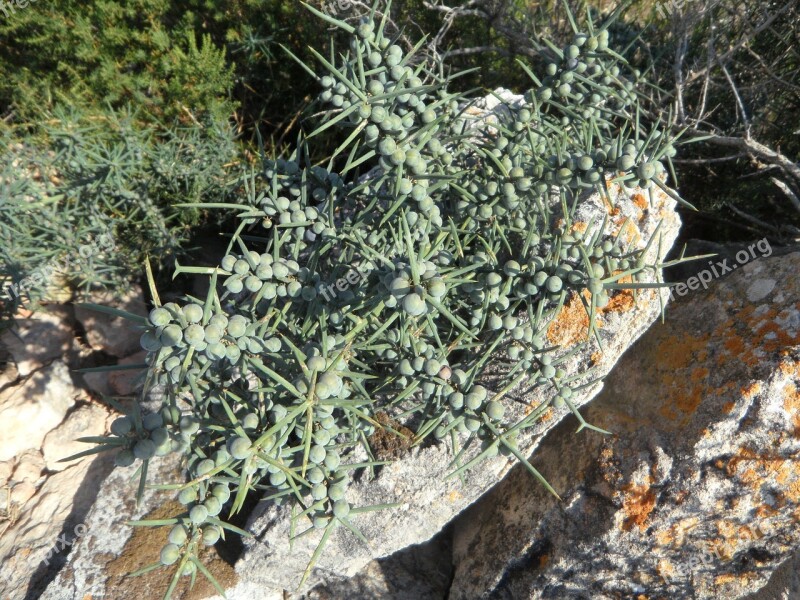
[108,351,148,396]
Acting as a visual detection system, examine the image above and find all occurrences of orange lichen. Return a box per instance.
[632,193,648,210]
[723,335,745,356]
[621,482,657,531]
[613,217,641,245]
[547,292,591,346]
[754,312,800,354]
[591,275,641,316]
[653,332,712,423]
[714,572,756,586]
[722,443,800,524]
[779,361,800,378]
[655,528,675,547]
[741,381,762,399]
[783,382,800,437]
[571,221,588,234]
[538,553,550,568]
[540,407,556,422]
[603,289,636,313]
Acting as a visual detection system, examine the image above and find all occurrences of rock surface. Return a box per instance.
[0,292,142,597]
[447,250,800,599]
[0,307,77,377]
[0,453,114,600]
[73,287,147,358]
[0,361,80,462]
[42,404,113,471]
[38,455,183,600]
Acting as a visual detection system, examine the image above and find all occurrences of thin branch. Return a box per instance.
[693,133,800,185]
[719,61,750,134]
[770,177,800,215]
[671,153,748,165]
[682,2,793,87]
[441,46,510,59]
[726,202,799,238]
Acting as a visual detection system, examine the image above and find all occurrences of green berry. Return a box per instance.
[333,501,350,519]
[182,304,203,324]
[160,544,181,566]
[546,275,563,293]
[133,439,156,461]
[114,449,135,467]
[142,413,163,431]
[168,525,188,545]
[202,527,221,546]
[159,325,182,347]
[149,307,171,327]
[402,293,427,317]
[190,505,209,525]
[204,496,222,517]
[110,416,132,437]
[179,487,197,505]
[486,401,504,421]
[228,437,252,460]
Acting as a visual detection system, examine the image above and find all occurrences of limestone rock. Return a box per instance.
[42,404,112,471]
[73,286,146,358]
[447,250,800,599]
[0,361,79,462]
[0,454,112,600]
[11,449,45,484]
[81,351,147,400]
[301,528,454,600]
[235,132,682,591]
[0,461,11,488]
[39,454,186,600]
[0,306,76,377]
[108,350,149,396]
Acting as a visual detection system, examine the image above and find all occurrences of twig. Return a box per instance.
[770,177,800,215]
[726,202,793,236]
[671,153,748,165]
[693,134,800,186]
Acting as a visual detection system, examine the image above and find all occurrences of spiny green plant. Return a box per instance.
[0,106,240,328]
[67,2,687,596]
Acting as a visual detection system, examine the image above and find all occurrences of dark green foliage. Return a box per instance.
[0,0,236,124]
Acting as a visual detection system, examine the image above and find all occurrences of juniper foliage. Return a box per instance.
[69,3,684,596]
